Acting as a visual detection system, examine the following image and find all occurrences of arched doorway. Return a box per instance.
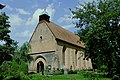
[37,61,44,74]
[35,56,47,74]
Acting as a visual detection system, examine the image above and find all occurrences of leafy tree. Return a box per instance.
[0,42,32,80]
[0,4,32,80]
[71,0,120,77]
[0,4,5,9]
[13,42,33,63]
[0,4,17,64]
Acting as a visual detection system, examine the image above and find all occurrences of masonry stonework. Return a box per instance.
[28,13,92,73]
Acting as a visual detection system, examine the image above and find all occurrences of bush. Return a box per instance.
[68,70,77,74]
[0,60,29,80]
[100,65,108,72]
[60,69,64,74]
[3,72,30,80]
[52,68,64,75]
[112,75,120,80]
[0,42,32,80]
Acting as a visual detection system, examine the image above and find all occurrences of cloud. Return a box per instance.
[57,14,72,23]
[16,8,30,15]
[5,5,13,11]
[25,9,43,26]
[4,3,56,45]
[58,2,62,7]
[9,14,23,27]
[46,3,55,19]
[32,4,39,8]
[62,24,74,29]
[25,3,55,26]
[20,30,32,37]
[15,30,32,38]
[57,13,78,29]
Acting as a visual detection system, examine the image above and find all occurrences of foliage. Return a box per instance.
[45,68,64,75]
[13,42,32,63]
[3,72,30,80]
[60,69,64,74]
[71,0,120,77]
[112,75,120,80]
[0,42,32,80]
[0,61,29,80]
[0,4,17,64]
[0,5,32,80]
[100,65,108,72]
[68,70,77,74]
[52,68,64,75]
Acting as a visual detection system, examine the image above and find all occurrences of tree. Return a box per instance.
[71,0,120,77]
[0,42,32,80]
[0,4,32,80]
[0,4,17,64]
[13,42,33,63]
[0,4,5,9]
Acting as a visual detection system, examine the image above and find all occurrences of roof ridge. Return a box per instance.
[43,20,57,39]
[44,21,83,48]
[30,20,84,48]
[45,20,80,39]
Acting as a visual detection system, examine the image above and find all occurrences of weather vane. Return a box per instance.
[41,8,49,15]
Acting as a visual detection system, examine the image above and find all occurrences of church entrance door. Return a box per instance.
[37,61,44,74]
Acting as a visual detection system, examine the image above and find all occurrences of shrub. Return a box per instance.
[52,69,64,75]
[100,65,108,72]
[112,75,120,80]
[0,60,29,80]
[68,70,77,74]
[60,69,64,74]
[3,72,30,80]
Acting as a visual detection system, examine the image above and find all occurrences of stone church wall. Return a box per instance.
[29,22,56,54]
[28,21,92,73]
[28,51,56,73]
[56,40,92,70]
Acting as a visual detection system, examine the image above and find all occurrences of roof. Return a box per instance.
[39,20,84,48]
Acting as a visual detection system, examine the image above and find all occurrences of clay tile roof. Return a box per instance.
[42,20,84,48]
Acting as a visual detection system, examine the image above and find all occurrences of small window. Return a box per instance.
[40,36,42,40]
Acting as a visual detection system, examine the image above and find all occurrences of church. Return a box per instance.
[28,11,92,73]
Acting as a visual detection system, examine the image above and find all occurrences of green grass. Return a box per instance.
[29,74,111,80]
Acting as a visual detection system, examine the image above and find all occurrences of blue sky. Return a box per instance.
[0,0,93,45]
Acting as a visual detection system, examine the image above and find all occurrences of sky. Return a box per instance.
[0,0,93,45]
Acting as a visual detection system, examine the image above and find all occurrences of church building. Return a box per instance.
[28,11,92,73]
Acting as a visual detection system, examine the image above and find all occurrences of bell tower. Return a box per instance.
[39,9,50,22]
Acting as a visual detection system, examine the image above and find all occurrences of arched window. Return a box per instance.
[40,36,42,39]
[75,49,78,66]
[40,35,42,41]
[62,46,66,65]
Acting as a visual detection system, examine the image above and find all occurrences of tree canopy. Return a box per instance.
[71,0,120,77]
[0,4,17,64]
[0,5,33,79]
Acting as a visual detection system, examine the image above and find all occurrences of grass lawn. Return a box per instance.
[29,74,111,80]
